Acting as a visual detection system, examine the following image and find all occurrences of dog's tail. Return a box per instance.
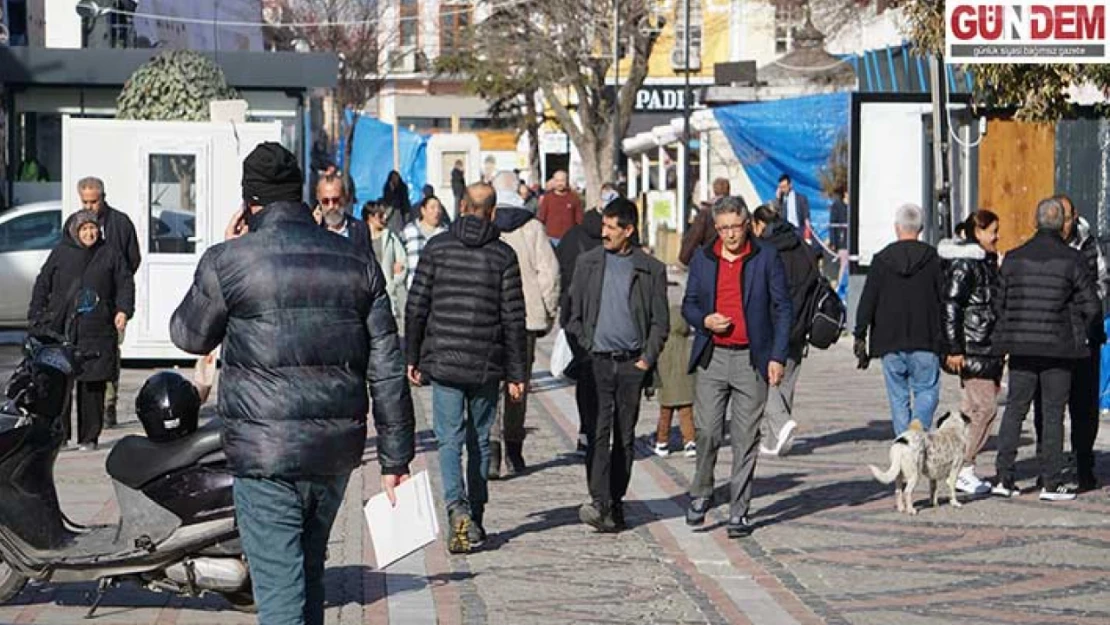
[868,445,904,484]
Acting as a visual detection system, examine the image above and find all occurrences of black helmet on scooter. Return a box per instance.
[135,372,201,443]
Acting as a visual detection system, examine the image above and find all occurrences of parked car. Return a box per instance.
[0,201,62,327]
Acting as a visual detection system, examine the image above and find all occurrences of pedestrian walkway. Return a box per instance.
[0,342,1107,624]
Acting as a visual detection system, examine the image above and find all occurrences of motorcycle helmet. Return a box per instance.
[135,372,201,443]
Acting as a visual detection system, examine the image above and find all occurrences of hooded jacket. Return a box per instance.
[170,201,415,479]
[29,226,135,382]
[938,239,1004,380]
[494,205,560,333]
[405,214,528,386]
[994,229,1100,360]
[555,209,604,325]
[854,239,943,357]
[63,203,141,273]
[762,221,820,351]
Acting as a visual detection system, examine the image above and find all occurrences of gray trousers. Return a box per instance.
[759,355,801,443]
[689,347,769,518]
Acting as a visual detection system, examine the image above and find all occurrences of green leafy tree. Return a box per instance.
[116,50,238,121]
[902,0,1110,120]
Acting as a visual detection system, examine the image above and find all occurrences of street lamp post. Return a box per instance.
[681,0,692,225]
[612,0,621,184]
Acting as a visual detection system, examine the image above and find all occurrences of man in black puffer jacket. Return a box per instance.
[992,197,1100,501]
[170,143,414,625]
[406,181,527,553]
[1032,195,1108,492]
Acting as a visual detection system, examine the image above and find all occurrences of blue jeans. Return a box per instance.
[881,351,941,436]
[234,474,350,625]
[432,381,499,523]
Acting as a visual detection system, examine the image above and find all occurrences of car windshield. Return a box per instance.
[0,210,61,253]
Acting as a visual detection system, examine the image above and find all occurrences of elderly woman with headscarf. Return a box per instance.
[28,209,135,451]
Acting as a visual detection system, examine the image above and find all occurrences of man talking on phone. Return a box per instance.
[171,142,414,625]
[681,196,792,539]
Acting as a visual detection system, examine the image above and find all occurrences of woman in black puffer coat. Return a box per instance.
[28,209,135,450]
[939,209,1002,493]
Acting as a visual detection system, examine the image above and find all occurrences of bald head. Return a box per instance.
[462,182,496,219]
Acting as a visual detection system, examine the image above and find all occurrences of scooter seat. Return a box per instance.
[106,419,224,490]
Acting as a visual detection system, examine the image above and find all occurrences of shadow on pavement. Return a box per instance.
[485,504,581,548]
[787,420,893,455]
[754,478,891,527]
[324,567,476,607]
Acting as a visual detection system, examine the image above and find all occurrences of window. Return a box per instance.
[148,154,197,254]
[0,210,61,253]
[672,0,703,69]
[440,4,472,56]
[399,0,419,49]
[775,2,803,54]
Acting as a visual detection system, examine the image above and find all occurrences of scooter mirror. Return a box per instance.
[75,288,99,316]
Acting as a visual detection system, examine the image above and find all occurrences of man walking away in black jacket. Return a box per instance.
[992,197,1100,501]
[1031,195,1108,492]
[170,143,415,625]
[751,205,819,456]
[566,199,669,533]
[406,182,527,553]
[72,177,140,430]
[854,204,944,436]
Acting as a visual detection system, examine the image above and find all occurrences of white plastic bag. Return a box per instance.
[550,329,574,379]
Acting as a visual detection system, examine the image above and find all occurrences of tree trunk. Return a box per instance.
[578,129,613,212]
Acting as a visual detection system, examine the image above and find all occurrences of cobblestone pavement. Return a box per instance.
[0,339,1106,624]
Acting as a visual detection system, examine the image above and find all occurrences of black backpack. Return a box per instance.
[804,280,846,349]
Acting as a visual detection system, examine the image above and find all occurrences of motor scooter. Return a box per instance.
[0,288,252,617]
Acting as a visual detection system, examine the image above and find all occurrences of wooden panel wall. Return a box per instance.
[977,119,1056,252]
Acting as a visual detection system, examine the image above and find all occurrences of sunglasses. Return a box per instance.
[320,197,344,207]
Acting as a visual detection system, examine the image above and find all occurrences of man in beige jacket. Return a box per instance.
[490,171,560,477]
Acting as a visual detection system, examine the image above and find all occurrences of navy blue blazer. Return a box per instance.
[682,238,793,378]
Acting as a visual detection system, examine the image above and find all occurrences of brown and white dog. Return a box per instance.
[869,412,972,515]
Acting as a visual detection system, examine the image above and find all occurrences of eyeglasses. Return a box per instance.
[320,197,344,207]
[716,223,748,233]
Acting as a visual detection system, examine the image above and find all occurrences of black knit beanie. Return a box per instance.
[242,142,303,207]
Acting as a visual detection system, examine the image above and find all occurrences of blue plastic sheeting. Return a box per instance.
[712,92,850,242]
[348,114,428,210]
[1101,316,1110,411]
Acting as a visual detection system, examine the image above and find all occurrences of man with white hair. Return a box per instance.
[853,203,944,435]
[489,170,560,477]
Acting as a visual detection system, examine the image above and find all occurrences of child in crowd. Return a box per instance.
[654,302,696,457]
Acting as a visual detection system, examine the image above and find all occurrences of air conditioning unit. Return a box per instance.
[671,46,701,71]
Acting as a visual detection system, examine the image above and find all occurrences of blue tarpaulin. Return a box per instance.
[347,113,428,210]
[711,92,850,242]
[1102,317,1110,412]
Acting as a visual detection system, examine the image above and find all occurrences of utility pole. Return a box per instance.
[681,0,692,224]
[928,54,951,242]
[611,0,621,183]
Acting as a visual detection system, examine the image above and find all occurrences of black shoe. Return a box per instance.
[467,522,487,550]
[726,516,754,539]
[447,507,473,554]
[991,479,1019,498]
[1039,484,1078,501]
[488,442,502,481]
[686,497,710,526]
[1077,474,1100,493]
[611,502,626,531]
[505,442,526,476]
[579,502,617,533]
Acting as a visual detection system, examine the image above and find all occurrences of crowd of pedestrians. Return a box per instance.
[35,142,1106,622]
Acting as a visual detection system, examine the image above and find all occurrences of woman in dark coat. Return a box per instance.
[28,209,135,450]
[381,170,411,234]
[938,209,1002,495]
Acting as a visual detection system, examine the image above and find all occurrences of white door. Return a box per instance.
[132,141,211,350]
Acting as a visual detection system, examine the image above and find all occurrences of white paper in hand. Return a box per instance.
[363,471,439,569]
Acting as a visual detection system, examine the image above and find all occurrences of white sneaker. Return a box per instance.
[653,442,671,457]
[956,466,990,495]
[1039,485,1078,501]
[683,441,696,458]
[762,420,797,457]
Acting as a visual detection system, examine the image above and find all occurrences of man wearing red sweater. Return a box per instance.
[537,170,583,244]
[681,196,792,539]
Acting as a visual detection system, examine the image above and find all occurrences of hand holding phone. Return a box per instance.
[226,206,249,241]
